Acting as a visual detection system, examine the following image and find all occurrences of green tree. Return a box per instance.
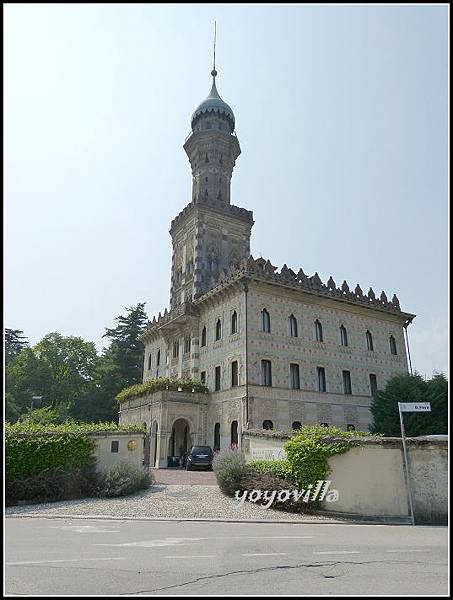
[5,347,52,422]
[33,333,99,411]
[71,303,148,423]
[370,372,448,436]
[102,303,148,387]
[5,328,29,364]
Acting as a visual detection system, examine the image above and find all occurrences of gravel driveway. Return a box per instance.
[5,484,333,522]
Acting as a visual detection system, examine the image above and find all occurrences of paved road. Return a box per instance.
[5,517,448,595]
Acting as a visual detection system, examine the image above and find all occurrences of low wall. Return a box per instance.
[241,430,448,525]
[89,432,145,473]
[321,437,448,525]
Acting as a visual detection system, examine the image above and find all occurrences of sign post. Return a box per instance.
[397,402,431,526]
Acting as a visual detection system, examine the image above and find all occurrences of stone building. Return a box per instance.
[118,64,415,467]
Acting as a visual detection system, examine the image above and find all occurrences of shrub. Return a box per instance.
[116,377,209,403]
[6,466,97,506]
[239,470,315,514]
[213,448,247,496]
[94,462,154,498]
[245,459,295,481]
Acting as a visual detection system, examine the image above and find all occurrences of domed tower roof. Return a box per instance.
[191,68,235,132]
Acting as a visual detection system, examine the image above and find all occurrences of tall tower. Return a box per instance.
[169,58,254,308]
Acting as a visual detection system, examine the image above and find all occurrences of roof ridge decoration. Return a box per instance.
[144,256,410,336]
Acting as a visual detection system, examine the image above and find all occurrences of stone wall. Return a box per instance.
[89,432,145,473]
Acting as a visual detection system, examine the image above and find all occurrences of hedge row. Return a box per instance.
[5,421,146,482]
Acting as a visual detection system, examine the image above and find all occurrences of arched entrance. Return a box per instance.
[168,418,192,460]
[150,421,159,468]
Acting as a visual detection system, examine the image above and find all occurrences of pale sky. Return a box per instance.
[4,4,449,378]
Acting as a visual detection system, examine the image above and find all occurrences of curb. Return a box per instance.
[4,513,410,526]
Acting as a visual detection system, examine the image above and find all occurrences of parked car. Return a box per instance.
[185,446,214,471]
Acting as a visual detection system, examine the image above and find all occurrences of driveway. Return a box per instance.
[151,467,217,485]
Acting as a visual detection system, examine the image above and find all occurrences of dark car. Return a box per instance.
[185,445,214,471]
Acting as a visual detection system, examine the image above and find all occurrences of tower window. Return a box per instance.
[184,336,191,354]
[231,360,238,387]
[261,360,272,386]
[340,325,348,347]
[173,340,179,358]
[366,330,374,351]
[231,311,238,334]
[343,370,352,395]
[290,363,300,389]
[317,367,326,392]
[147,354,152,370]
[263,420,273,431]
[200,371,206,385]
[389,335,397,355]
[201,326,207,347]
[288,314,298,337]
[156,349,160,366]
[215,319,222,341]
[261,309,271,333]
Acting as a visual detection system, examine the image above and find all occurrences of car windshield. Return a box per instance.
[191,446,212,453]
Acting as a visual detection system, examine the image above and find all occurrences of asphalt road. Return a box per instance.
[5,517,448,596]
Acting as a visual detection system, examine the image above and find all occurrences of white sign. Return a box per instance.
[251,448,286,461]
[399,402,431,412]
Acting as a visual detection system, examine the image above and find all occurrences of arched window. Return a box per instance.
[214,423,220,451]
[340,325,348,347]
[215,319,222,341]
[231,311,238,334]
[366,330,374,351]
[201,326,207,347]
[261,309,271,333]
[389,335,397,355]
[263,420,274,431]
[292,421,302,430]
[231,420,238,447]
[315,319,323,342]
[288,314,298,337]
[156,349,161,366]
[147,353,152,370]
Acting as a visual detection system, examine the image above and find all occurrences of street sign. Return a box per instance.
[399,402,431,412]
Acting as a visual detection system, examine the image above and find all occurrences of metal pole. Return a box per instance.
[403,323,413,375]
[398,403,415,526]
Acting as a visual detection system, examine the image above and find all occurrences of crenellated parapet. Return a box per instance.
[192,255,413,319]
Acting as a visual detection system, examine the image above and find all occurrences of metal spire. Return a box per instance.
[211,21,217,79]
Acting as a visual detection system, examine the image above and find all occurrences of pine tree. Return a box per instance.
[5,328,29,364]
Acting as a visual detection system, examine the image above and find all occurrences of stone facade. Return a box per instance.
[119,66,415,467]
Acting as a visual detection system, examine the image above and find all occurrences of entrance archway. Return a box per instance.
[169,418,192,459]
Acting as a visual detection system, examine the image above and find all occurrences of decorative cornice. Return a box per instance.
[170,198,254,234]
